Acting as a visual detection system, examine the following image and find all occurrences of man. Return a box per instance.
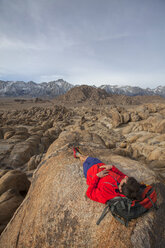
[73,147,141,203]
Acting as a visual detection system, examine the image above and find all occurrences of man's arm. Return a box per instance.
[86,175,107,204]
[86,170,114,203]
[100,164,127,178]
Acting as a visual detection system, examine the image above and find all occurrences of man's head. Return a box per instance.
[119,177,142,201]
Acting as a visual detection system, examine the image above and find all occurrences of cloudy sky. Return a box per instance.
[0,0,165,88]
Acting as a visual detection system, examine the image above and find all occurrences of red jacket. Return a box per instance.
[86,163,127,204]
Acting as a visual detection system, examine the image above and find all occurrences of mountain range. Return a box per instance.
[0,79,165,97]
[0,79,73,97]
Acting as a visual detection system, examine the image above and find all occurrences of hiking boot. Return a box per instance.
[73,147,81,158]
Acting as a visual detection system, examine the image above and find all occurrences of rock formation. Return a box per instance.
[0,170,30,234]
[0,106,72,170]
[0,130,164,247]
[55,85,165,106]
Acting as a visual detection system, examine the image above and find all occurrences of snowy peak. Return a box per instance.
[0,79,74,97]
[100,84,165,97]
[0,80,164,97]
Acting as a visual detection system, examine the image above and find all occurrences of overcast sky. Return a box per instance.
[0,0,165,88]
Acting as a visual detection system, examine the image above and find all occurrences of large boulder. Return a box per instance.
[157,119,165,133]
[137,110,150,120]
[130,112,141,122]
[0,170,30,196]
[0,141,14,157]
[141,115,164,133]
[0,189,24,234]
[0,141,14,169]
[0,135,164,248]
[9,135,41,168]
[111,110,122,128]
[122,112,130,124]
[27,154,44,171]
[0,170,30,234]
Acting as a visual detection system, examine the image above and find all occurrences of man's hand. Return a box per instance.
[118,176,128,192]
[100,164,113,170]
[96,169,109,178]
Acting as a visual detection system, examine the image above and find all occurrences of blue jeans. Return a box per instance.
[83,157,102,178]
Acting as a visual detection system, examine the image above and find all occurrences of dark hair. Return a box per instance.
[121,177,142,201]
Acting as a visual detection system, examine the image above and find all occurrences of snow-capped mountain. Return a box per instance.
[0,79,164,97]
[100,84,165,97]
[152,86,165,97]
[0,79,74,97]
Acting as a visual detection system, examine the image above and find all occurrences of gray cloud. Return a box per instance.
[0,0,165,87]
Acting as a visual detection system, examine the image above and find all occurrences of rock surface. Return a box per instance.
[0,130,164,248]
[0,170,30,234]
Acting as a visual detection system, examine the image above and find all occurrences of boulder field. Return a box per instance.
[0,105,72,171]
[0,101,165,243]
[0,103,165,180]
[0,130,164,248]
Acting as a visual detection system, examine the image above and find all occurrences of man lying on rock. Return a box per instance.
[73,147,141,203]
